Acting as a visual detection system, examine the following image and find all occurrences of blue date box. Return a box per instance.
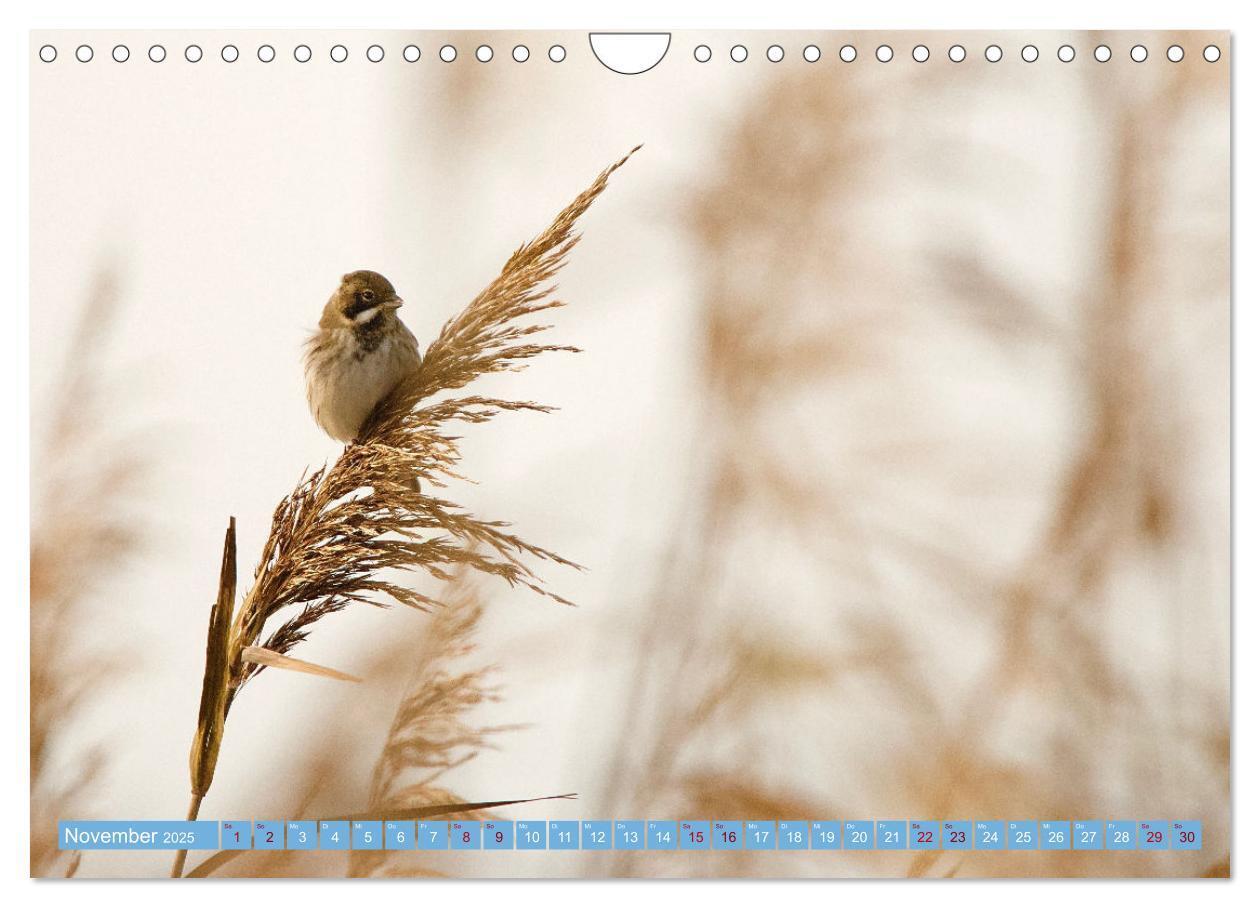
[943,820,971,850]
[451,821,481,850]
[384,821,414,850]
[254,821,283,850]
[1040,821,1070,850]
[1008,821,1036,850]
[647,821,677,850]
[714,821,742,850]
[581,821,611,850]
[614,821,644,850]
[910,820,940,850]
[1073,821,1103,850]
[680,821,710,850]
[549,821,579,850]
[221,820,250,850]
[516,820,546,850]
[1171,821,1201,850]
[811,821,841,850]
[286,820,317,850]
[1107,821,1137,850]
[416,821,448,850]
[877,821,907,850]
[745,821,775,850]
[974,821,1003,850]
[319,821,349,850]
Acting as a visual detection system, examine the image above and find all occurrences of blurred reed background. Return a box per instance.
[29,29,1229,878]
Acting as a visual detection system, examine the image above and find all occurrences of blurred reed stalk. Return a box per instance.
[30,270,145,877]
[171,149,637,878]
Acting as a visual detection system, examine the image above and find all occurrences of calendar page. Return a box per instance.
[27,28,1230,880]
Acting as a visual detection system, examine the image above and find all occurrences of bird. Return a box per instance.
[304,270,422,445]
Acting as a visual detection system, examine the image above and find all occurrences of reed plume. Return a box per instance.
[351,573,506,877]
[174,148,637,877]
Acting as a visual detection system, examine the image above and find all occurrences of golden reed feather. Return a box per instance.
[173,148,638,877]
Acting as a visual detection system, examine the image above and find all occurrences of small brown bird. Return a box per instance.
[304,270,421,443]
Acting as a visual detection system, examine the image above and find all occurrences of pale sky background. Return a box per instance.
[29,29,1230,877]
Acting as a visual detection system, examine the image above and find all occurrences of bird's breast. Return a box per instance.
[305,330,414,442]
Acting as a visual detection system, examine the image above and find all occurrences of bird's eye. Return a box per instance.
[360,289,376,303]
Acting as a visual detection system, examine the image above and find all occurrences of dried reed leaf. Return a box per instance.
[240,645,362,683]
[189,517,236,800]
[185,793,577,878]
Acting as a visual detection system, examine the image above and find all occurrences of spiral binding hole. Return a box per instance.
[148,45,166,63]
[548,45,566,63]
[694,44,712,63]
[367,45,385,63]
[404,45,422,63]
[1058,45,1075,62]
[803,44,821,63]
[912,45,929,63]
[767,44,785,63]
[294,45,312,63]
[39,45,57,63]
[948,45,965,63]
[840,45,857,63]
[257,45,275,63]
[221,45,239,63]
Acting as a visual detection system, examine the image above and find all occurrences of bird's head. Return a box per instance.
[321,270,404,331]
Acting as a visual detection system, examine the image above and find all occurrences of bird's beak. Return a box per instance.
[384,296,404,310]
